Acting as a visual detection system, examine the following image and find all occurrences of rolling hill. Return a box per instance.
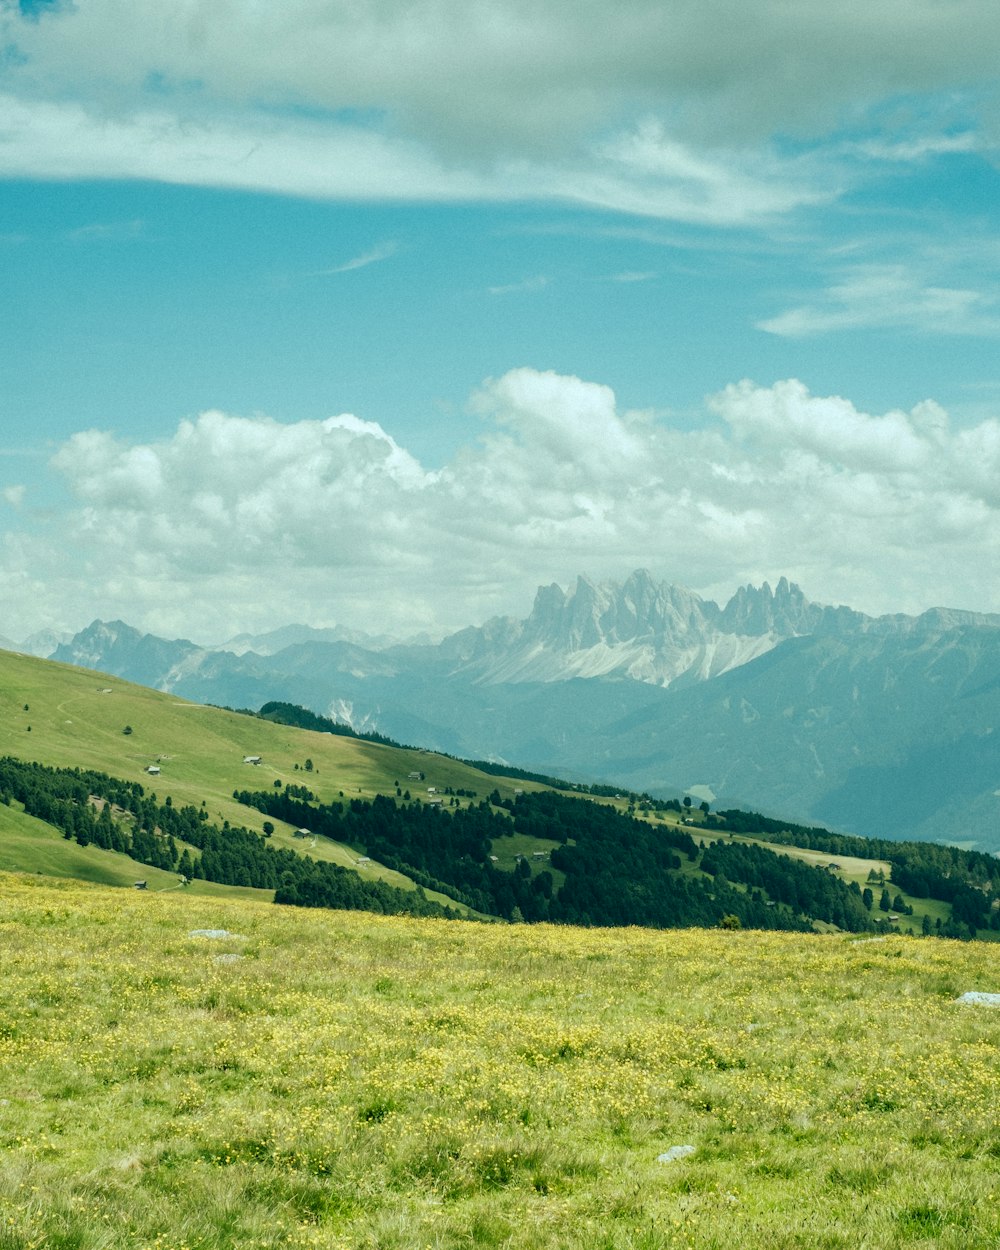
[2,646,997,940]
[41,570,1000,852]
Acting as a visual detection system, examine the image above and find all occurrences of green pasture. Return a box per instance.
[0,649,525,905]
[3,873,1000,1250]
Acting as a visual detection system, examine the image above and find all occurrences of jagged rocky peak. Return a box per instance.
[565,575,609,649]
[54,619,144,665]
[720,577,814,636]
[523,570,715,649]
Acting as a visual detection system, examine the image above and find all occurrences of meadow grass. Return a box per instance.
[3,872,1000,1249]
[0,649,527,905]
[0,650,541,824]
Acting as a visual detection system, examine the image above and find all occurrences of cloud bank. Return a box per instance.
[4,369,999,641]
[3,0,998,223]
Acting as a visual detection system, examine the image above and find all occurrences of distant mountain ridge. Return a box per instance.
[21,571,1000,851]
[40,570,1000,694]
[434,571,874,686]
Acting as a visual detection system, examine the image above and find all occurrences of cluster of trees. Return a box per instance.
[236,787,547,919]
[534,795,840,932]
[700,842,872,932]
[0,757,450,919]
[256,701,403,748]
[715,808,1000,936]
[236,784,876,932]
[7,752,993,937]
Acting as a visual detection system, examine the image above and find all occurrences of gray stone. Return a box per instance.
[657,1145,695,1163]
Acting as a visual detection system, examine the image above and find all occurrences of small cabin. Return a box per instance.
[243,755,262,765]
[293,828,310,839]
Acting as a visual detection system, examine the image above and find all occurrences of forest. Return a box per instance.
[715,807,1000,935]
[3,753,996,936]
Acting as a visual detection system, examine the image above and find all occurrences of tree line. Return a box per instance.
[714,807,1000,936]
[0,757,451,918]
[235,784,877,932]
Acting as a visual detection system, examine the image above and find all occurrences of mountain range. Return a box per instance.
[14,569,1000,852]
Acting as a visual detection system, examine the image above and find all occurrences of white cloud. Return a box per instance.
[3,2,998,223]
[711,378,936,472]
[7,1,1000,152]
[758,265,1000,338]
[0,89,825,226]
[488,275,550,296]
[846,132,978,163]
[313,241,399,275]
[5,369,1000,640]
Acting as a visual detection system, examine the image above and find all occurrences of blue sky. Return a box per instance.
[2,0,1000,643]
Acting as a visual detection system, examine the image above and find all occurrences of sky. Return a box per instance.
[2,0,1000,644]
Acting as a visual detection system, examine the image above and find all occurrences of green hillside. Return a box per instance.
[1,647,996,939]
[0,647,543,815]
[3,872,1000,1250]
[0,648,544,904]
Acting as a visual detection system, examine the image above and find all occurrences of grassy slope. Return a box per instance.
[3,872,1000,1250]
[0,648,959,931]
[0,648,543,906]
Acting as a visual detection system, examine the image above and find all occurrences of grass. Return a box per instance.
[3,646,984,942]
[0,649,537,903]
[3,871,1000,1249]
[0,649,543,820]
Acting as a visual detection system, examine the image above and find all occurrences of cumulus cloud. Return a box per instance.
[5,368,1000,641]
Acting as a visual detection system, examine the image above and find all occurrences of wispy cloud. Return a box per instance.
[845,132,978,163]
[66,219,144,242]
[757,265,1000,338]
[313,240,399,276]
[608,270,657,283]
[1,0,999,242]
[488,275,549,296]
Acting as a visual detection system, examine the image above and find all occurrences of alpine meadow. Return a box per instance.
[3,647,1000,1248]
